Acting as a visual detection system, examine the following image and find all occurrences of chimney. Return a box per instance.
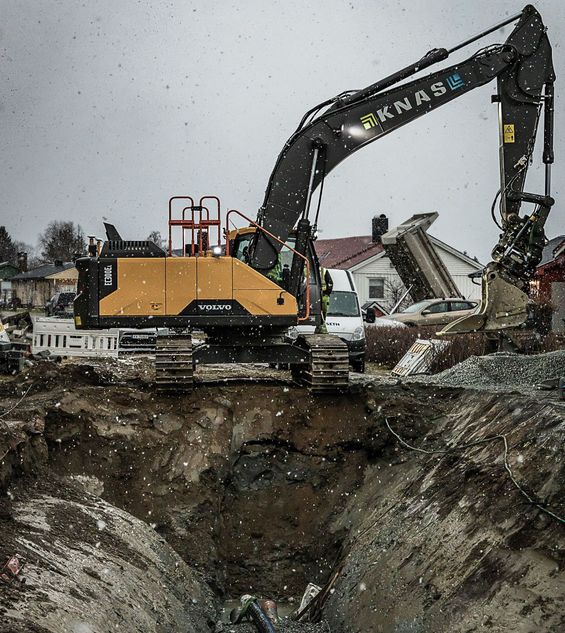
[88,235,98,257]
[54,259,64,267]
[17,252,28,273]
[372,214,389,242]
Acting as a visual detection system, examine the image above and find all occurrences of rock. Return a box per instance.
[153,412,184,434]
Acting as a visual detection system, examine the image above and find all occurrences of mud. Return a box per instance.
[325,391,565,632]
[1,358,564,632]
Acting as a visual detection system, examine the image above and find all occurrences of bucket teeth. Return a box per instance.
[155,334,194,392]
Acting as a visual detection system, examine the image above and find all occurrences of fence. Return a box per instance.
[32,317,120,358]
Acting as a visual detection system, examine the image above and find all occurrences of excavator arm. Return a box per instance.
[248,5,554,332]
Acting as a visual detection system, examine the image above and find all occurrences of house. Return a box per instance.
[532,235,565,332]
[315,215,483,309]
[11,261,78,308]
[0,262,20,305]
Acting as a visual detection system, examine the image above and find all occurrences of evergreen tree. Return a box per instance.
[0,226,17,263]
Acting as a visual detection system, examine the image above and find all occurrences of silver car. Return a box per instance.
[378,298,478,327]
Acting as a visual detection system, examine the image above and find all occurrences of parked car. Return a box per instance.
[292,269,366,372]
[377,298,478,327]
[45,291,76,317]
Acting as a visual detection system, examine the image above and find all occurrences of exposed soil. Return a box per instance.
[1,358,564,632]
[0,475,216,633]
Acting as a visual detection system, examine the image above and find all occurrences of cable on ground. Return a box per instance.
[384,417,565,525]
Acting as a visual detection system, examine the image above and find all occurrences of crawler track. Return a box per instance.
[296,334,350,393]
[155,334,194,392]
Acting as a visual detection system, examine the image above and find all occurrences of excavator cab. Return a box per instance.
[229,226,324,327]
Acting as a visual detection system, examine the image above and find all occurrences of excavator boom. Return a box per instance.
[248,5,555,334]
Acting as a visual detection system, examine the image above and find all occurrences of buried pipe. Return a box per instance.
[230,595,277,633]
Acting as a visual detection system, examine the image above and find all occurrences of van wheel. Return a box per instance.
[351,358,365,373]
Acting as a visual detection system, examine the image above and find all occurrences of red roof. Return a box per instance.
[534,237,565,277]
[315,235,384,269]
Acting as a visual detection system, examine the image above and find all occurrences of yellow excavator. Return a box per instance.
[74,5,555,392]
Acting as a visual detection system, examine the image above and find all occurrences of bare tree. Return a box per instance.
[384,278,411,312]
[39,221,86,262]
[146,230,166,250]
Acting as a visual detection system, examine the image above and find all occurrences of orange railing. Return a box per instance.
[225,209,310,321]
[168,196,221,256]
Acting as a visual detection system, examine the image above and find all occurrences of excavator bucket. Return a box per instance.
[438,263,530,334]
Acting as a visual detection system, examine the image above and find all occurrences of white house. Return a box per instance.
[315,215,483,310]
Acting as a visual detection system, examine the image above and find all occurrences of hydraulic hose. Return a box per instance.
[247,601,277,633]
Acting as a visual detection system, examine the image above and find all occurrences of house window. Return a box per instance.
[368,277,385,299]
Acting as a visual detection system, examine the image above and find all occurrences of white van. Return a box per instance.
[296,268,366,372]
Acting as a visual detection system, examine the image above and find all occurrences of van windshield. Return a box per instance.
[328,291,359,317]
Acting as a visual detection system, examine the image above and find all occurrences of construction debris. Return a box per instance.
[297,584,321,614]
[229,595,277,632]
[392,338,449,376]
[0,554,25,585]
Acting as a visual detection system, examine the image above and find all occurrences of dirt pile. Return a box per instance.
[0,475,216,633]
[420,349,565,391]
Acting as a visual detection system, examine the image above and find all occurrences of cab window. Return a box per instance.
[233,235,252,261]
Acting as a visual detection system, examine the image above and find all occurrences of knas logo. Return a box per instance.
[198,303,232,312]
[360,73,466,130]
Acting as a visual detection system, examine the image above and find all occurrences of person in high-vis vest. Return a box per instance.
[316,267,333,334]
[266,256,283,286]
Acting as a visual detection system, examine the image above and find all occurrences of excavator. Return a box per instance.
[74,4,555,392]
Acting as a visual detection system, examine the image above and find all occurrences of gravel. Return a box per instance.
[417,349,565,390]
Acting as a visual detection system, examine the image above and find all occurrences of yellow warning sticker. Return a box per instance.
[503,124,515,143]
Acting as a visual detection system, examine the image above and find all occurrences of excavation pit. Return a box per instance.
[1,358,564,632]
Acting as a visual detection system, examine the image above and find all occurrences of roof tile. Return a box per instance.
[315,236,384,269]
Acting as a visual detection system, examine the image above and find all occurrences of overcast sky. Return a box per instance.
[1,0,563,262]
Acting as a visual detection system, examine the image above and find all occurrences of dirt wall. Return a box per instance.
[325,390,565,632]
